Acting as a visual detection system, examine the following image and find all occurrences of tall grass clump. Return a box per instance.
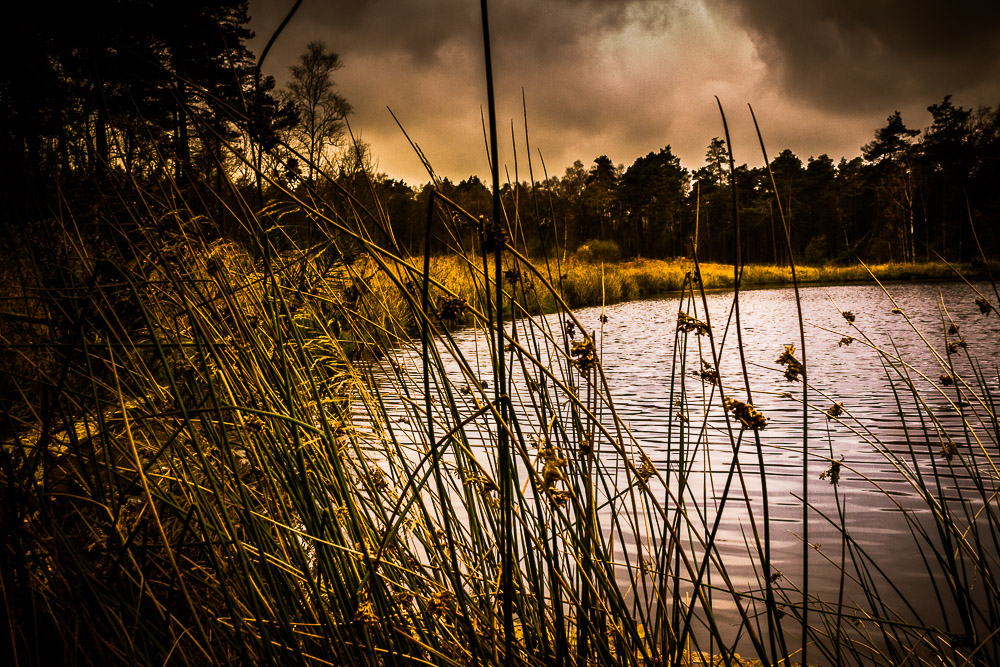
[3,6,1000,667]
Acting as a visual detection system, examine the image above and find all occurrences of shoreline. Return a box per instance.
[410,257,996,330]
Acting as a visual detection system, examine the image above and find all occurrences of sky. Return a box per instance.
[248,0,1000,187]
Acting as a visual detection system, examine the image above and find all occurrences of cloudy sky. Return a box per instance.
[248,0,1000,186]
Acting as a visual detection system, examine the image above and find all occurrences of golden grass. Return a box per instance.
[403,256,992,322]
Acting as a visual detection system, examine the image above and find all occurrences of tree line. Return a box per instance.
[346,97,1000,265]
[3,2,998,265]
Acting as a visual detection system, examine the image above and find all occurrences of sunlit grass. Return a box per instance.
[406,256,994,320]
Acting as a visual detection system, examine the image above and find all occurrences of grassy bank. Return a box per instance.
[382,256,996,331]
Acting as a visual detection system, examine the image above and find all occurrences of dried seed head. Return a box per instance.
[819,456,844,485]
[539,445,566,490]
[244,414,266,434]
[776,344,804,382]
[723,396,768,431]
[353,601,378,626]
[635,458,656,484]
[570,338,598,374]
[438,297,467,323]
[940,439,958,461]
[427,589,456,616]
[547,488,571,508]
[481,218,507,253]
[693,359,719,385]
[677,312,709,336]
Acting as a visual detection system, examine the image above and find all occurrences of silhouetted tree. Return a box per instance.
[619,146,689,256]
[922,95,973,259]
[284,41,352,181]
[581,156,619,242]
[864,111,921,261]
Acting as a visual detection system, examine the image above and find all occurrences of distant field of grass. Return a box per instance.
[398,256,995,324]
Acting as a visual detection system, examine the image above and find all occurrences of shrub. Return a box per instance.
[574,238,621,263]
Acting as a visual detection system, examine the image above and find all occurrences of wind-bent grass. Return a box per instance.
[4,140,999,665]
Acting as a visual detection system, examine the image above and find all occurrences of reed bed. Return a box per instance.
[3,138,999,666]
[413,256,996,320]
[3,7,1000,667]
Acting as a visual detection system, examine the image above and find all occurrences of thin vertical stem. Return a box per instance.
[478,1,513,664]
[716,98,785,665]
[749,104,809,665]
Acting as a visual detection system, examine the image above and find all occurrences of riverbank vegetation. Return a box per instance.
[419,254,998,317]
[3,2,1000,666]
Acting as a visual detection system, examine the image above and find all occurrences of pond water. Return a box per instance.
[360,279,1000,662]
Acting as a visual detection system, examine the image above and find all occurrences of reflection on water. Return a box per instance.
[361,280,1000,660]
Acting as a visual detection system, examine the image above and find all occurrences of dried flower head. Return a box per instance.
[635,458,656,484]
[427,589,456,616]
[826,402,844,419]
[947,339,967,354]
[677,312,709,336]
[940,439,958,461]
[570,338,598,374]
[392,591,415,609]
[369,467,391,492]
[438,297,467,323]
[976,297,994,315]
[244,414,266,434]
[547,488,571,508]
[842,311,856,324]
[776,344,804,382]
[838,336,854,347]
[354,601,378,626]
[723,396,768,431]
[819,456,844,485]
[481,218,507,253]
[693,359,719,385]
[538,445,567,491]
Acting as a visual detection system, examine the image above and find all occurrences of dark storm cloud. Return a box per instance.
[252,0,661,67]
[248,0,695,183]
[248,0,1000,185]
[715,0,1000,112]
